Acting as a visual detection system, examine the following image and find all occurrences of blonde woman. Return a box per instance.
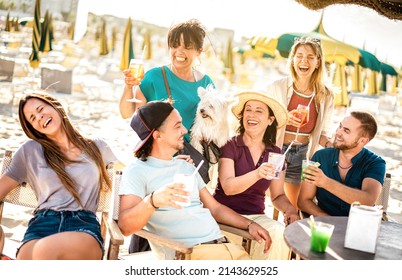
[267,37,334,209]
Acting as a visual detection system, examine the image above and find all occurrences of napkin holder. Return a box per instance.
[344,202,382,253]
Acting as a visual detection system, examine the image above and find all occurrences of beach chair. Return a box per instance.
[0,150,124,260]
[376,173,392,221]
[107,170,254,260]
[0,57,15,83]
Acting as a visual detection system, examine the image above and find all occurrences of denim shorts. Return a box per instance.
[19,209,103,255]
[281,143,309,184]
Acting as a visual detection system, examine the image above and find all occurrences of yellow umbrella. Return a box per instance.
[249,36,278,57]
[142,31,152,60]
[224,38,235,83]
[120,17,134,71]
[68,21,75,40]
[39,10,52,53]
[5,11,12,32]
[351,64,363,92]
[111,26,117,53]
[99,19,109,56]
[29,0,41,69]
[332,63,348,106]
[13,17,19,32]
[367,70,379,95]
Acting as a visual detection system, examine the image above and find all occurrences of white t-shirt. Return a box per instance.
[119,156,223,259]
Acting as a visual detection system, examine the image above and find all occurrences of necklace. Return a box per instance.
[169,64,197,82]
[337,162,353,169]
[294,83,311,94]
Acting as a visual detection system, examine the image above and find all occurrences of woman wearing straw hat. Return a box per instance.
[267,37,334,210]
[214,91,299,260]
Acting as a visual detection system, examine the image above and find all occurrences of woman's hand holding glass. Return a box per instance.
[257,162,277,180]
[125,58,145,102]
[290,104,309,144]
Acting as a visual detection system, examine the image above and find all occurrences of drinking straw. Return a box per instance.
[192,160,204,177]
[307,92,316,107]
[283,140,294,156]
[308,215,316,229]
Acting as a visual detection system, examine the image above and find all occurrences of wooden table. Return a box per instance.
[284,216,402,260]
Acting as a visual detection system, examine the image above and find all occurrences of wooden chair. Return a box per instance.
[376,173,392,221]
[0,150,124,260]
[106,170,254,260]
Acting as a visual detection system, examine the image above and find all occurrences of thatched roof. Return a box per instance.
[295,0,402,20]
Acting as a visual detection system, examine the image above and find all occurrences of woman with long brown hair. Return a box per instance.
[267,37,334,209]
[0,92,117,259]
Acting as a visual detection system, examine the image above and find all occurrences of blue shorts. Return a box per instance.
[18,209,103,256]
[282,143,309,185]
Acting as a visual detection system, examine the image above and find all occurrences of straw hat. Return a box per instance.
[232,91,289,128]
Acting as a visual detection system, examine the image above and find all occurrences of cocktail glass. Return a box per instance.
[310,221,335,253]
[293,104,309,144]
[126,58,144,103]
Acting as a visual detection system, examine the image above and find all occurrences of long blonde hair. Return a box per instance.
[288,37,332,104]
[18,92,112,207]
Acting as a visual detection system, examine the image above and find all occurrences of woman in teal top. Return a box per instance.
[119,18,215,254]
[119,19,215,141]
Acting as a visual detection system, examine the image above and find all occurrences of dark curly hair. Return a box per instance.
[167,19,207,51]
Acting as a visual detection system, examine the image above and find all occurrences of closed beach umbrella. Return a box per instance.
[224,38,235,83]
[29,0,41,68]
[68,21,75,40]
[13,17,20,32]
[111,26,117,53]
[39,10,52,53]
[142,31,152,60]
[99,19,109,56]
[120,17,134,71]
[332,63,348,106]
[5,11,12,32]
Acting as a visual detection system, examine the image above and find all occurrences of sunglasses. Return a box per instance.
[294,37,321,45]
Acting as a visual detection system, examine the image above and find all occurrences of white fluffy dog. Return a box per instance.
[190,85,237,164]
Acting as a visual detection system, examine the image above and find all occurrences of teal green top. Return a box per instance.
[139,65,215,142]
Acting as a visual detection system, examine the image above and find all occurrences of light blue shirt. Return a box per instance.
[119,156,223,259]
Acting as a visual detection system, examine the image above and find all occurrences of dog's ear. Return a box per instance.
[197,86,208,98]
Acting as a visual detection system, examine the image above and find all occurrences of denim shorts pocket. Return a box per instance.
[27,214,43,228]
[74,211,99,226]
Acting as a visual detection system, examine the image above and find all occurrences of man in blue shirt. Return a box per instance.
[298,111,386,216]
